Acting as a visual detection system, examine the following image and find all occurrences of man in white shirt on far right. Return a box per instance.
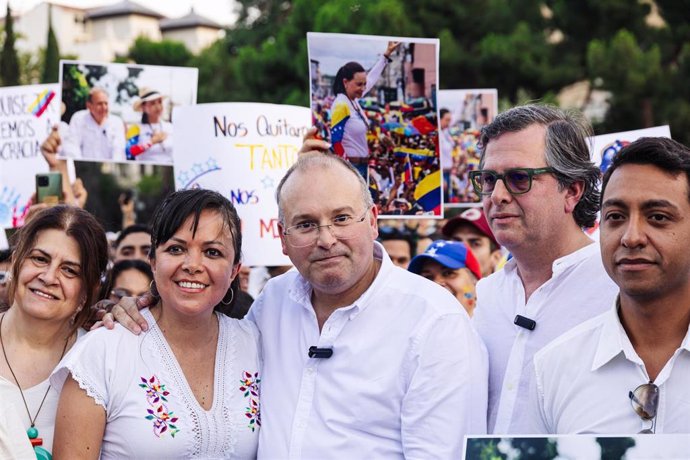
[62,87,126,161]
[469,104,619,434]
[530,137,690,434]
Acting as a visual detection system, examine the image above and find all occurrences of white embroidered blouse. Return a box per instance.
[51,309,261,459]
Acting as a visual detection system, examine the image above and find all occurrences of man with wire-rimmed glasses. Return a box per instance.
[469,104,618,434]
[529,137,690,434]
[248,152,488,458]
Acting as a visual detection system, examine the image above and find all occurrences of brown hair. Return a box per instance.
[7,205,109,334]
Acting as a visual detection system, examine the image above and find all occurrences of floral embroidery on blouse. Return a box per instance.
[239,371,261,431]
[139,375,180,438]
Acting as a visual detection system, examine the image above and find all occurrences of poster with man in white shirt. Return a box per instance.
[469,104,619,434]
[530,137,690,434]
[62,87,126,161]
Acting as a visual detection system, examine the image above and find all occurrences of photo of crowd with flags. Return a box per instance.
[308,33,442,217]
[437,89,497,205]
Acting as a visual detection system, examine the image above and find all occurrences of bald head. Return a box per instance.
[276,153,373,223]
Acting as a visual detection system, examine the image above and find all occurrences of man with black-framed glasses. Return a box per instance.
[248,152,488,458]
[530,137,690,434]
[470,104,619,434]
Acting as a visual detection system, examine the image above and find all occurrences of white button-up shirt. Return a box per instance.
[530,303,690,434]
[62,109,126,161]
[247,242,488,459]
[472,242,618,434]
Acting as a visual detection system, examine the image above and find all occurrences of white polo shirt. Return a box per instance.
[247,242,488,459]
[472,242,618,434]
[530,303,690,434]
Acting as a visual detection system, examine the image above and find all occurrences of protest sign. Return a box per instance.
[589,125,671,171]
[0,83,60,228]
[308,32,442,217]
[173,103,311,266]
[437,89,497,205]
[58,60,198,166]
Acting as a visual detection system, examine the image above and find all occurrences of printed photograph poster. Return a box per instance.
[57,59,198,166]
[0,83,60,228]
[437,89,497,206]
[464,434,690,460]
[308,32,442,218]
[173,103,311,267]
[589,125,671,173]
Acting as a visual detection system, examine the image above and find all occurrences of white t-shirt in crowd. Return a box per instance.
[51,309,261,459]
[530,302,690,434]
[247,242,488,459]
[472,241,618,434]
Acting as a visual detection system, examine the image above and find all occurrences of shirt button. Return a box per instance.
[306,367,315,374]
[507,383,515,391]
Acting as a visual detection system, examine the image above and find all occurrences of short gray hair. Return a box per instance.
[479,104,599,228]
[275,153,374,223]
[87,87,108,102]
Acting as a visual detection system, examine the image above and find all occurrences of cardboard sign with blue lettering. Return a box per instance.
[172,103,311,266]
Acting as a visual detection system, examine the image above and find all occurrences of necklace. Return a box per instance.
[0,313,70,444]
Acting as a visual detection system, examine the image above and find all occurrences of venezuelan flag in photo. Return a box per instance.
[413,170,441,213]
[330,102,350,157]
[27,89,56,118]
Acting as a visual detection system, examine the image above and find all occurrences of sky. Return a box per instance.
[2,0,238,26]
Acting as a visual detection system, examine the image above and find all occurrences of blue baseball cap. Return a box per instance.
[408,240,482,280]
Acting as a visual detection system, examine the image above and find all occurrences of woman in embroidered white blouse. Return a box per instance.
[52,190,261,459]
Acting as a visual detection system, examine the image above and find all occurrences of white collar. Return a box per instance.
[287,241,393,320]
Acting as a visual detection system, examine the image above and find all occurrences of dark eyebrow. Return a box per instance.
[33,247,81,268]
[641,199,680,212]
[602,198,680,212]
[169,236,227,247]
[601,198,628,210]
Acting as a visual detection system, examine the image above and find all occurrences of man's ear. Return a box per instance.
[278,222,288,255]
[369,205,379,239]
[564,180,585,215]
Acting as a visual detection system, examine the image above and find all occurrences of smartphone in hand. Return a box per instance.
[36,172,63,205]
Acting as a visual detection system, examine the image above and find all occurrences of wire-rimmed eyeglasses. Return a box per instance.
[282,209,370,248]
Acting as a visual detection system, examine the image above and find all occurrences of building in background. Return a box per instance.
[9,0,226,62]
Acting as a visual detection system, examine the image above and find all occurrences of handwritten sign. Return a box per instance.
[0,84,60,228]
[173,103,311,266]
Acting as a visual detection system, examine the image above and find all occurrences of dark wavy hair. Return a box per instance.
[601,137,690,203]
[7,205,108,334]
[479,104,600,228]
[148,189,242,311]
[332,62,365,96]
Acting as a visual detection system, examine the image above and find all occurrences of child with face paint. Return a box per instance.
[408,240,481,316]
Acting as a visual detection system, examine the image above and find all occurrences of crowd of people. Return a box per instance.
[1,102,689,459]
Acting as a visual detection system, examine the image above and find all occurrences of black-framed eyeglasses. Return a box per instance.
[282,209,370,248]
[629,381,659,434]
[469,167,555,195]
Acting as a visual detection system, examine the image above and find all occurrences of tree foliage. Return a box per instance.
[1,4,20,86]
[120,0,690,145]
[42,4,60,84]
[126,36,193,67]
